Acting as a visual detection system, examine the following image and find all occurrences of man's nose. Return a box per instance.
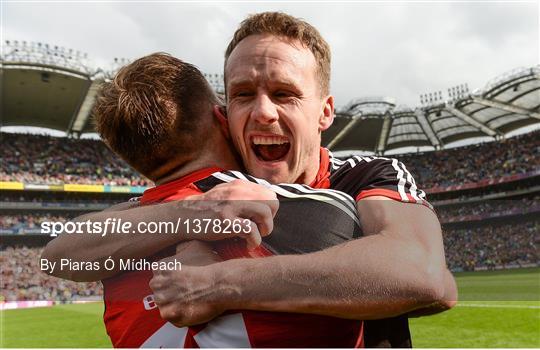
[250,94,279,125]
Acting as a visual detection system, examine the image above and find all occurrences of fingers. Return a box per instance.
[266,198,280,218]
[243,222,262,251]
[206,179,278,202]
[149,267,177,308]
[181,179,279,247]
[231,202,272,250]
[239,202,274,237]
[149,265,223,327]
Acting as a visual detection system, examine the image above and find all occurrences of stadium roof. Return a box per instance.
[1,41,104,136]
[0,41,224,136]
[2,40,539,150]
[323,66,540,153]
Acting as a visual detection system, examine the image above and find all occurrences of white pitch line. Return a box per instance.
[457,303,540,309]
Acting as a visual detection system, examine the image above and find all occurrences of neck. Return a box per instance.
[296,146,323,185]
[154,141,241,186]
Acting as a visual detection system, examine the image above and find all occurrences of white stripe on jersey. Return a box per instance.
[330,153,433,208]
[140,322,188,348]
[229,171,251,182]
[140,314,251,348]
[210,171,360,227]
[399,162,421,203]
[390,158,409,202]
[328,151,346,170]
[193,313,251,348]
[279,183,357,213]
[227,170,358,211]
[331,154,410,201]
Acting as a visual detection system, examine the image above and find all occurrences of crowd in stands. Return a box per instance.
[1,214,69,233]
[1,246,102,302]
[1,220,537,301]
[399,130,540,189]
[1,191,127,207]
[1,133,150,186]
[437,196,539,222]
[1,130,539,300]
[2,130,539,189]
[2,196,538,232]
[444,221,539,271]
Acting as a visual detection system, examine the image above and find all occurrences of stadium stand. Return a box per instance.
[1,42,538,304]
[437,196,539,223]
[2,130,539,301]
[1,133,149,186]
[1,130,538,188]
[1,214,69,232]
[444,221,539,271]
[1,246,102,302]
[399,130,540,189]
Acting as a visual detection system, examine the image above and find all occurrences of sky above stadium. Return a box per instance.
[3,1,539,109]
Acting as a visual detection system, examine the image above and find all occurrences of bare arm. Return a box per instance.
[42,181,278,282]
[407,268,458,317]
[42,200,190,281]
[151,197,457,324]
[223,199,449,318]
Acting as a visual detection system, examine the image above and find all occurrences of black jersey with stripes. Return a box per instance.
[196,157,428,348]
[194,170,363,255]
[327,151,428,348]
[328,153,431,209]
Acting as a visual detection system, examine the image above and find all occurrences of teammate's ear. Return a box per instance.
[319,95,334,132]
[213,105,230,139]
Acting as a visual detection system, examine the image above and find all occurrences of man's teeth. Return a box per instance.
[252,136,289,145]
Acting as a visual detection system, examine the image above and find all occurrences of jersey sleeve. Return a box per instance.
[330,156,432,208]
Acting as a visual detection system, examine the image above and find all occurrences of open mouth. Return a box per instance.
[251,135,291,162]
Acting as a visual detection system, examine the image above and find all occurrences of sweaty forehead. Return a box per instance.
[225,34,317,86]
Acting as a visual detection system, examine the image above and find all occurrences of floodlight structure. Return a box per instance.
[204,73,225,95]
[2,40,99,137]
[103,57,132,80]
[327,65,540,154]
[420,90,444,107]
[448,84,470,103]
[2,40,93,76]
[2,39,539,148]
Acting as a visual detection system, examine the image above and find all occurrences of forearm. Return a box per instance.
[408,268,458,317]
[42,201,194,281]
[216,234,446,320]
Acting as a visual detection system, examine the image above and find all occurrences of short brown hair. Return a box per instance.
[94,53,217,179]
[225,12,331,95]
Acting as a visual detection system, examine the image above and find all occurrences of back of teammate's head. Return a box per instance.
[94,53,219,181]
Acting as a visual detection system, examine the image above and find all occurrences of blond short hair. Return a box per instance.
[225,12,331,95]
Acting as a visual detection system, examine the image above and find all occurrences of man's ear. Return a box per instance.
[319,95,334,132]
[213,105,230,139]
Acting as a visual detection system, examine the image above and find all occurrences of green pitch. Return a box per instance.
[410,268,540,347]
[1,268,539,348]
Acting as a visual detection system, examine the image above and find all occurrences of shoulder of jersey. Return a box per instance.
[328,152,394,172]
[200,170,360,227]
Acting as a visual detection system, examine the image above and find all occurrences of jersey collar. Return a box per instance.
[141,167,222,204]
[309,147,331,189]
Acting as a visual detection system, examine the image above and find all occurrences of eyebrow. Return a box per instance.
[228,78,301,91]
[227,79,254,88]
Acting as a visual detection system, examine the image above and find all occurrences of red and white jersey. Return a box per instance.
[103,166,364,348]
[103,150,430,348]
